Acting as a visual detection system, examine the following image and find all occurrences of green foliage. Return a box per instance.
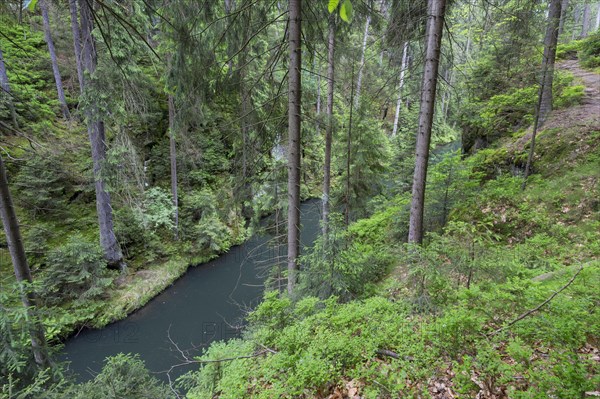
[141,187,175,230]
[65,354,171,399]
[0,23,60,126]
[556,39,583,60]
[580,31,600,69]
[554,84,585,108]
[15,152,71,216]
[328,0,352,23]
[40,235,112,306]
[181,188,232,253]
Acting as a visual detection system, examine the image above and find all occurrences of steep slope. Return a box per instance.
[176,60,600,399]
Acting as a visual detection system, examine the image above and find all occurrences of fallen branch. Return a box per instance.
[376,349,400,359]
[490,265,584,336]
[375,349,414,361]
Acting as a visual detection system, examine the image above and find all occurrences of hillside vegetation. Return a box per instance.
[176,59,600,398]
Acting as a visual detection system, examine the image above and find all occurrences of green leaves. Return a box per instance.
[339,0,353,22]
[327,0,340,13]
[327,0,352,23]
[22,0,38,11]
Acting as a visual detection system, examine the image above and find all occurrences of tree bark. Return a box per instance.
[0,154,50,369]
[539,0,562,126]
[315,61,321,139]
[354,14,370,109]
[596,2,600,31]
[392,41,409,137]
[572,4,581,40]
[79,0,125,271]
[0,47,19,128]
[558,0,569,35]
[40,0,70,119]
[168,94,178,240]
[582,2,591,37]
[322,14,335,241]
[346,62,354,227]
[407,0,447,244]
[523,0,562,189]
[287,0,302,295]
[68,0,84,94]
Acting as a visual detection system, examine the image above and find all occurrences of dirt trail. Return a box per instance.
[515,60,600,150]
[544,60,600,130]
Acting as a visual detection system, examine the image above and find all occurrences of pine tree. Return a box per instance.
[78,0,125,271]
[0,154,50,369]
[408,0,447,244]
[287,0,302,295]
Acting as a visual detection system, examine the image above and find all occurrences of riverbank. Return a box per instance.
[47,250,222,342]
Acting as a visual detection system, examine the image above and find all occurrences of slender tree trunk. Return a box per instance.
[316,58,321,135]
[287,0,302,295]
[79,0,125,271]
[354,14,370,109]
[582,2,591,37]
[407,0,447,244]
[392,41,409,137]
[0,155,50,369]
[539,0,562,125]
[68,0,84,94]
[322,14,335,241]
[0,48,19,128]
[596,2,600,31]
[346,61,355,228]
[40,0,70,119]
[572,4,581,40]
[523,0,562,189]
[168,94,178,240]
[558,0,569,35]
[441,69,452,120]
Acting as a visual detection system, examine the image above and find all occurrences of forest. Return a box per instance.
[0,0,599,397]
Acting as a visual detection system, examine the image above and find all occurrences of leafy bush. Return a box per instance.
[15,152,72,216]
[580,31,600,69]
[40,235,112,306]
[141,187,175,230]
[556,39,583,60]
[554,84,585,108]
[181,189,232,253]
[66,354,171,399]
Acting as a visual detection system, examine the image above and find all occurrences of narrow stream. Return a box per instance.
[62,200,321,382]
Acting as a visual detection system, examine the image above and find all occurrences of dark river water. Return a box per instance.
[61,199,322,382]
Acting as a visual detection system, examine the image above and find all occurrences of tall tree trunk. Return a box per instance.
[558,0,569,35]
[596,2,600,31]
[539,0,562,125]
[392,41,409,137]
[523,0,562,189]
[168,94,178,240]
[582,2,591,37]
[316,57,321,135]
[79,0,125,271]
[322,14,335,241]
[0,155,50,369]
[40,0,70,119]
[346,62,355,227]
[407,0,447,244]
[68,0,84,93]
[354,14,370,109]
[0,48,19,128]
[287,0,302,295]
[572,4,581,40]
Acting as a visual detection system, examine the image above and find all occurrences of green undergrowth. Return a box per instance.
[558,32,600,69]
